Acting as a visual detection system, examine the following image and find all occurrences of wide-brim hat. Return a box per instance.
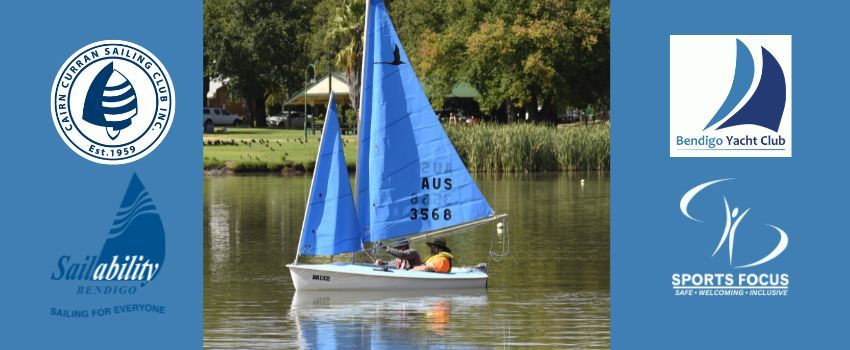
[426,237,451,253]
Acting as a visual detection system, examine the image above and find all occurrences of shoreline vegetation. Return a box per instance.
[203,123,609,175]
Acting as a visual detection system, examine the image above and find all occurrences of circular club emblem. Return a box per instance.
[51,40,175,164]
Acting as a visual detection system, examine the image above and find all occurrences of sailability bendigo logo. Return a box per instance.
[50,174,167,318]
[670,35,791,157]
[672,179,790,297]
[51,40,175,164]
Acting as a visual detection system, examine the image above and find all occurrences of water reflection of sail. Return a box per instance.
[83,62,138,140]
[290,290,487,349]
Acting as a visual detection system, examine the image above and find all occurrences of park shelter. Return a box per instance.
[284,72,350,106]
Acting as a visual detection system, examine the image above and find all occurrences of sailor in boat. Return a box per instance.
[374,240,423,270]
[412,237,455,273]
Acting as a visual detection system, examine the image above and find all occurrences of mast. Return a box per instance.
[352,0,373,265]
[353,0,371,209]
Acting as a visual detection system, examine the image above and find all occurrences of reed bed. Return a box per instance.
[203,124,609,174]
[445,123,609,172]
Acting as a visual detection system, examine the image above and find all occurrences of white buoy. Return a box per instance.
[580,179,586,186]
[496,222,504,237]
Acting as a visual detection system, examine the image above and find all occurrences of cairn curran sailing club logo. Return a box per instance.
[49,174,167,318]
[51,40,174,165]
[670,35,791,157]
[672,179,790,297]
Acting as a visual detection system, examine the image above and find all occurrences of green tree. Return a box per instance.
[204,0,313,126]
[411,0,609,123]
[308,0,366,114]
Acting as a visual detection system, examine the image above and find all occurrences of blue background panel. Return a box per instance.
[0,1,201,348]
[613,0,847,348]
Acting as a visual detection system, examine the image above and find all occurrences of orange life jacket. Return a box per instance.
[425,252,454,273]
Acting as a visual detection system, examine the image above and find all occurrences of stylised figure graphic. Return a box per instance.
[680,179,788,268]
[83,62,138,140]
[712,197,749,265]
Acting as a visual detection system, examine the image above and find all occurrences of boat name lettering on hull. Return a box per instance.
[312,274,331,281]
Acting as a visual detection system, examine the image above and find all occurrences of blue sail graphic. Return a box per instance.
[717,46,786,132]
[356,0,494,243]
[97,173,165,285]
[299,97,363,255]
[83,62,138,140]
[704,39,754,131]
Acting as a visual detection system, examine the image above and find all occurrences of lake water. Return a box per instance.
[204,173,609,349]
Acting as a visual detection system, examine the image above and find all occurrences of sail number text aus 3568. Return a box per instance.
[408,177,454,221]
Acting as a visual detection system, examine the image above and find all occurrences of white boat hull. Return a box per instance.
[287,263,487,290]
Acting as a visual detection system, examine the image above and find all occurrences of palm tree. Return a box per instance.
[325,0,366,114]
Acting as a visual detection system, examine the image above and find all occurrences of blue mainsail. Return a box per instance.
[299,98,363,255]
[356,0,494,243]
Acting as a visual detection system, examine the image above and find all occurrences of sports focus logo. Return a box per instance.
[670,35,791,157]
[672,179,790,297]
[51,40,175,164]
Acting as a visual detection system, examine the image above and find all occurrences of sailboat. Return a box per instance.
[287,0,506,291]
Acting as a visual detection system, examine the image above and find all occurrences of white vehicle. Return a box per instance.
[267,111,311,129]
[203,107,242,132]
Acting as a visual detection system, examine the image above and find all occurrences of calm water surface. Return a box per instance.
[204,174,609,349]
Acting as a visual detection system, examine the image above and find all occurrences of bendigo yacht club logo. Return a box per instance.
[672,179,790,297]
[670,35,791,157]
[51,40,175,164]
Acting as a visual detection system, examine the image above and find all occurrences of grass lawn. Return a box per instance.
[203,127,357,172]
[204,123,610,173]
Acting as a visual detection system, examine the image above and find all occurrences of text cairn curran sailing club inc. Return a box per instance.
[50,40,175,165]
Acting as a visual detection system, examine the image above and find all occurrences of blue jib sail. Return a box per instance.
[356,0,494,243]
[299,98,363,255]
